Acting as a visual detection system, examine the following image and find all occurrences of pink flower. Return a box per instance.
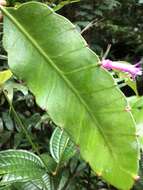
[102,59,142,79]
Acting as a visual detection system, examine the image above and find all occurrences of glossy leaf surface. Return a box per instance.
[0,150,45,185]
[50,127,76,163]
[1,2,138,189]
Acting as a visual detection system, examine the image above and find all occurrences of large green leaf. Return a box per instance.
[128,96,143,150]
[1,2,139,189]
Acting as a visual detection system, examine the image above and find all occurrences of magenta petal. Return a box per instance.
[101,59,142,79]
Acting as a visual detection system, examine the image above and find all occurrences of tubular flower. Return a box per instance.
[102,59,142,79]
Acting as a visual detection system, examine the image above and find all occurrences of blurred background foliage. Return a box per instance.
[60,0,143,62]
[0,0,143,189]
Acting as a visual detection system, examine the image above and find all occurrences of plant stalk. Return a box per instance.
[3,90,50,173]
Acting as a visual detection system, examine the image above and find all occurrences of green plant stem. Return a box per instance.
[102,44,111,60]
[81,18,104,35]
[3,90,50,173]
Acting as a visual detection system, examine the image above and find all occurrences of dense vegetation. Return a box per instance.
[0,0,143,190]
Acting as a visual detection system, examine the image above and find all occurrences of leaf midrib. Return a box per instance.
[1,4,133,176]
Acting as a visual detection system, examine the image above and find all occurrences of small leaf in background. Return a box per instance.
[53,0,80,11]
[0,118,4,133]
[0,70,12,86]
[13,133,24,149]
[114,61,138,95]
[56,169,70,190]
[2,112,14,131]
[50,127,76,164]
[26,113,41,129]
[139,0,143,3]
[40,153,57,173]
[3,81,28,102]
[12,181,43,190]
[0,131,11,148]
